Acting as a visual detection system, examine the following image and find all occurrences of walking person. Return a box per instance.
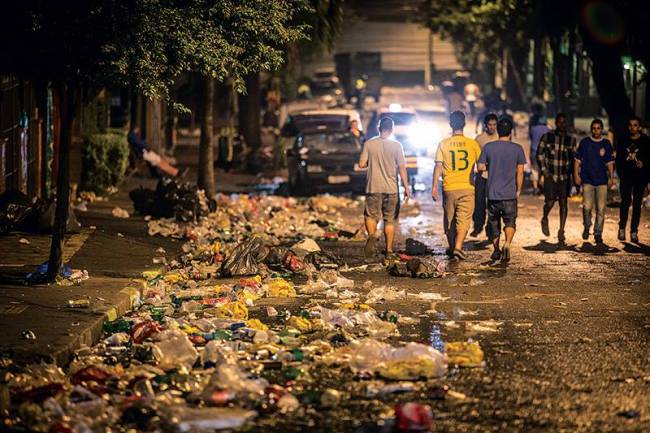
[359,117,411,259]
[477,117,526,261]
[616,115,650,243]
[431,111,482,260]
[470,113,498,237]
[349,119,366,150]
[574,118,615,244]
[536,113,576,244]
[529,116,550,195]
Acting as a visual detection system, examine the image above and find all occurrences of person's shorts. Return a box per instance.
[365,193,400,224]
[443,189,475,234]
[544,178,571,201]
[142,149,161,167]
[487,199,517,239]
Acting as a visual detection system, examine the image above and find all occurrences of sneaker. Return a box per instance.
[631,232,639,243]
[541,218,550,237]
[490,249,502,261]
[618,229,626,241]
[501,245,511,262]
[558,230,566,244]
[594,234,603,244]
[453,249,466,260]
[582,228,590,241]
[364,236,377,258]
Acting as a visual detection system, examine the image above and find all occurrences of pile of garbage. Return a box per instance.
[145,194,363,241]
[3,193,478,432]
[0,190,80,235]
[130,177,214,222]
[2,260,477,432]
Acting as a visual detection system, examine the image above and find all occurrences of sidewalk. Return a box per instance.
[0,176,181,365]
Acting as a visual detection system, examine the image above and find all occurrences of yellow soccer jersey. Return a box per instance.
[435,135,481,191]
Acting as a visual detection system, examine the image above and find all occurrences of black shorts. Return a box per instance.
[544,178,571,201]
[487,199,518,239]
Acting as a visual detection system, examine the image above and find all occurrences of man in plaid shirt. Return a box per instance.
[536,113,577,243]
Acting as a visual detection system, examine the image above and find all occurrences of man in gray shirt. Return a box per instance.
[359,117,410,258]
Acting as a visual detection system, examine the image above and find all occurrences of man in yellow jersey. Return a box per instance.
[432,111,481,260]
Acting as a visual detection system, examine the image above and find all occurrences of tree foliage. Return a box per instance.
[1,0,308,98]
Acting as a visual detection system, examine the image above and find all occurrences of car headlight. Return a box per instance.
[307,165,323,173]
[408,123,440,148]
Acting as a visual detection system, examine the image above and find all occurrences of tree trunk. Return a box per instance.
[533,35,545,99]
[238,72,261,150]
[580,29,633,140]
[46,82,76,282]
[198,75,215,197]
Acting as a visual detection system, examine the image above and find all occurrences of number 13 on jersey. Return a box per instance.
[449,149,469,171]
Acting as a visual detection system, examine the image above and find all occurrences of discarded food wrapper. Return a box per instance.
[445,341,485,367]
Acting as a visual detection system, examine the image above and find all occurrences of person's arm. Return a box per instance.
[358,142,368,168]
[574,159,582,186]
[516,164,524,198]
[396,143,410,200]
[431,162,443,201]
[605,140,615,187]
[399,163,410,200]
[515,147,526,197]
[536,133,547,175]
[476,143,490,172]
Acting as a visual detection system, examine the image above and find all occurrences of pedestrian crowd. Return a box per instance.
[359,111,649,261]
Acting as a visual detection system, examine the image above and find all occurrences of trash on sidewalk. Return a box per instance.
[111,206,130,218]
[25,261,89,286]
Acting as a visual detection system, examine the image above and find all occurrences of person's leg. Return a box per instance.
[541,179,555,235]
[156,158,179,177]
[364,194,381,257]
[593,185,608,241]
[618,176,633,232]
[382,193,401,254]
[531,162,539,194]
[365,217,378,237]
[501,200,518,261]
[557,180,569,241]
[471,176,486,236]
[443,192,457,254]
[582,184,594,237]
[487,200,502,260]
[630,179,647,236]
[384,223,395,253]
[454,191,475,257]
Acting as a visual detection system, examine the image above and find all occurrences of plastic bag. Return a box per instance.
[326,339,447,380]
[304,251,341,269]
[220,237,268,277]
[405,238,429,256]
[152,330,199,371]
[365,286,406,304]
[291,239,321,258]
[265,278,297,298]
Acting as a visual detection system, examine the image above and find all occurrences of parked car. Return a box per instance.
[286,130,366,196]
